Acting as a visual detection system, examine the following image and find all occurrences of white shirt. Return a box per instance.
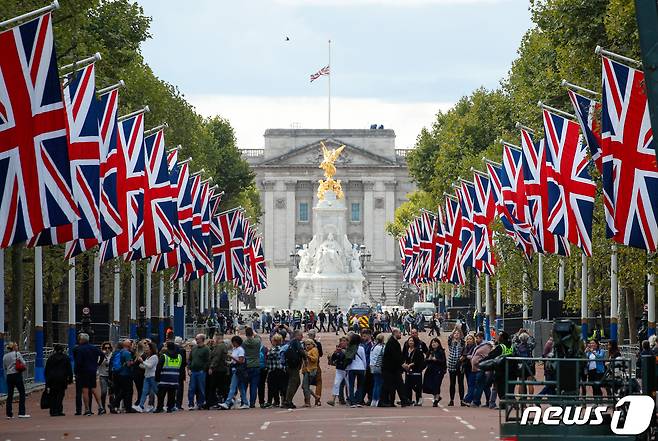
[230,346,245,365]
[141,354,159,378]
[346,346,367,371]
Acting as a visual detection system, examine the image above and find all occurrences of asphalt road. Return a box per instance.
[0,331,501,441]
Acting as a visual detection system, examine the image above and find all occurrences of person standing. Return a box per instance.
[301,339,320,407]
[188,334,210,410]
[369,333,386,407]
[208,334,230,407]
[72,333,104,416]
[44,344,73,416]
[423,338,447,407]
[381,328,410,407]
[326,336,349,406]
[307,329,323,404]
[242,327,262,408]
[403,336,425,406]
[283,330,305,409]
[318,311,327,332]
[218,336,249,409]
[359,329,374,405]
[460,334,476,406]
[154,341,182,413]
[109,339,137,414]
[345,334,367,407]
[98,342,112,413]
[446,328,465,406]
[468,332,492,407]
[265,333,286,408]
[173,336,187,410]
[134,342,159,412]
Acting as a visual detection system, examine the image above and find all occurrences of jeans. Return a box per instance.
[247,367,261,407]
[99,376,109,409]
[347,370,365,405]
[5,373,26,417]
[188,370,206,408]
[463,371,476,403]
[267,369,287,405]
[332,369,347,396]
[224,370,248,407]
[138,377,158,408]
[471,371,490,406]
[372,373,383,403]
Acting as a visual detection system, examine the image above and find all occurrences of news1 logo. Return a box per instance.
[520,396,655,435]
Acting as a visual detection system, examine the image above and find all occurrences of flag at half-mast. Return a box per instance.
[310,65,330,82]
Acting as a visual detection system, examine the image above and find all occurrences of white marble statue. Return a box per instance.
[314,233,344,274]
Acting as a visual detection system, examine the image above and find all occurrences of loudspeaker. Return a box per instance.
[532,290,558,320]
[547,300,563,320]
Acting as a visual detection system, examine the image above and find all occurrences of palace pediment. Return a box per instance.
[253,138,400,168]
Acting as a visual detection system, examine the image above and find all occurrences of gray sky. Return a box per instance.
[138,0,532,149]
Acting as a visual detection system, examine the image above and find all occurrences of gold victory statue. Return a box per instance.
[317,141,345,200]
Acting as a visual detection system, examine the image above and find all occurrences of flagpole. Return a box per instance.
[328,39,332,130]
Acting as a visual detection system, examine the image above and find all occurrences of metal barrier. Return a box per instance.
[619,344,638,377]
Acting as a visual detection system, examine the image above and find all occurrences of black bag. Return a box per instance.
[40,388,50,409]
[479,355,505,372]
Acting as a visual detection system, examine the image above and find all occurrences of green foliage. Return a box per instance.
[0,1,260,322]
[391,0,655,325]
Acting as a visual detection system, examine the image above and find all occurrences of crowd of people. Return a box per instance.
[4,314,658,419]
[199,308,444,337]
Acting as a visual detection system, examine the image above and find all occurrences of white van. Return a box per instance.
[413,302,436,322]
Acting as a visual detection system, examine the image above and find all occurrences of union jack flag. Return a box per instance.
[211,209,246,284]
[100,113,145,263]
[543,110,596,256]
[443,195,464,285]
[66,85,123,257]
[310,65,330,82]
[251,235,268,290]
[600,56,658,251]
[501,145,536,258]
[399,229,413,282]
[457,181,476,270]
[417,212,435,282]
[0,13,78,247]
[485,161,519,241]
[568,90,603,172]
[520,129,570,257]
[129,130,177,260]
[472,172,496,275]
[420,210,445,282]
[152,160,194,273]
[30,62,101,249]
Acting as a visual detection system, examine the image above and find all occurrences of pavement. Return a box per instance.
[0,331,501,441]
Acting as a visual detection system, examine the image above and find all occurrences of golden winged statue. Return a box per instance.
[317,141,346,200]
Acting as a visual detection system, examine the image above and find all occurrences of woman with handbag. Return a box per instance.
[44,344,73,416]
[446,328,465,406]
[2,342,30,418]
[301,339,319,407]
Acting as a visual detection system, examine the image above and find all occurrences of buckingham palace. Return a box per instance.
[242,127,416,309]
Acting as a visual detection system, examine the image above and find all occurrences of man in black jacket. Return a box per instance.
[381,328,410,407]
[45,344,73,416]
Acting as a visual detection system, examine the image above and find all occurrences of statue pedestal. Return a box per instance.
[291,191,364,311]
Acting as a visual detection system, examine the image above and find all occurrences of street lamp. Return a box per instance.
[381,275,386,305]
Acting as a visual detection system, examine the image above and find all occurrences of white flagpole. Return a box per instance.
[328,39,331,130]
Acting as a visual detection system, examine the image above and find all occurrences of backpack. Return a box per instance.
[285,343,302,369]
[111,350,122,372]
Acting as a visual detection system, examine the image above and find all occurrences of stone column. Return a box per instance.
[363,181,375,253]
[384,181,397,263]
[262,180,275,260]
[285,181,297,255]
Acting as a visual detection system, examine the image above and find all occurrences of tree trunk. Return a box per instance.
[10,246,24,348]
[625,286,638,344]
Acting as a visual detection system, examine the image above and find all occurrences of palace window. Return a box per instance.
[299,202,309,222]
[351,203,361,222]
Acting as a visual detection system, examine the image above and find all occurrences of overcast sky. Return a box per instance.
[137,0,532,149]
